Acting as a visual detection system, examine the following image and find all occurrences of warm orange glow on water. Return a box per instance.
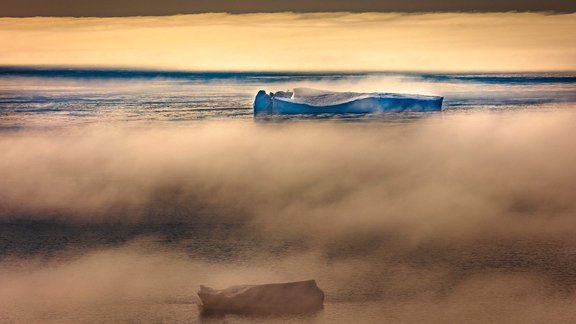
[0,13,574,71]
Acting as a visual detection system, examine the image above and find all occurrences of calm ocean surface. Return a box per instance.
[1,68,576,323]
[1,68,575,128]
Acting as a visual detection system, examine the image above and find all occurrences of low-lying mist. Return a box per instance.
[1,111,576,322]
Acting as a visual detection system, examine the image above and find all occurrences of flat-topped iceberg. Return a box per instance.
[198,280,324,315]
[254,88,443,115]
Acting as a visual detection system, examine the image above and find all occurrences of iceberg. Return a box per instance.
[198,280,324,315]
[254,88,443,115]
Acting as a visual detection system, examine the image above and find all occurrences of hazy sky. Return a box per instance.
[0,13,574,71]
[0,0,574,16]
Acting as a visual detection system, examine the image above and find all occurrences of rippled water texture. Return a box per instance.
[1,68,576,323]
[1,68,575,127]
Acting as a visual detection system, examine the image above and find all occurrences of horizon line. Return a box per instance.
[1,65,576,75]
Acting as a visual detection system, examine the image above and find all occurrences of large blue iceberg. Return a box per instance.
[254,88,443,115]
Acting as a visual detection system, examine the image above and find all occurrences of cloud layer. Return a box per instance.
[0,13,574,71]
[1,0,575,17]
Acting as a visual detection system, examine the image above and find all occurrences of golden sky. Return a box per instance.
[0,13,574,71]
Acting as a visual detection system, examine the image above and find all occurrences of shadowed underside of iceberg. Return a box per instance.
[254,88,443,115]
[198,280,325,315]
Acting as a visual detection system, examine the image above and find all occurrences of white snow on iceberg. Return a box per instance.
[254,88,443,115]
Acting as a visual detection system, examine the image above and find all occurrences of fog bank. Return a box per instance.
[1,111,576,322]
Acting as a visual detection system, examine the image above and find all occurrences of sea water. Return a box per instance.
[1,68,575,323]
[0,68,574,127]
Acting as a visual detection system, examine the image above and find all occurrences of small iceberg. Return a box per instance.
[254,87,443,115]
[198,280,325,315]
